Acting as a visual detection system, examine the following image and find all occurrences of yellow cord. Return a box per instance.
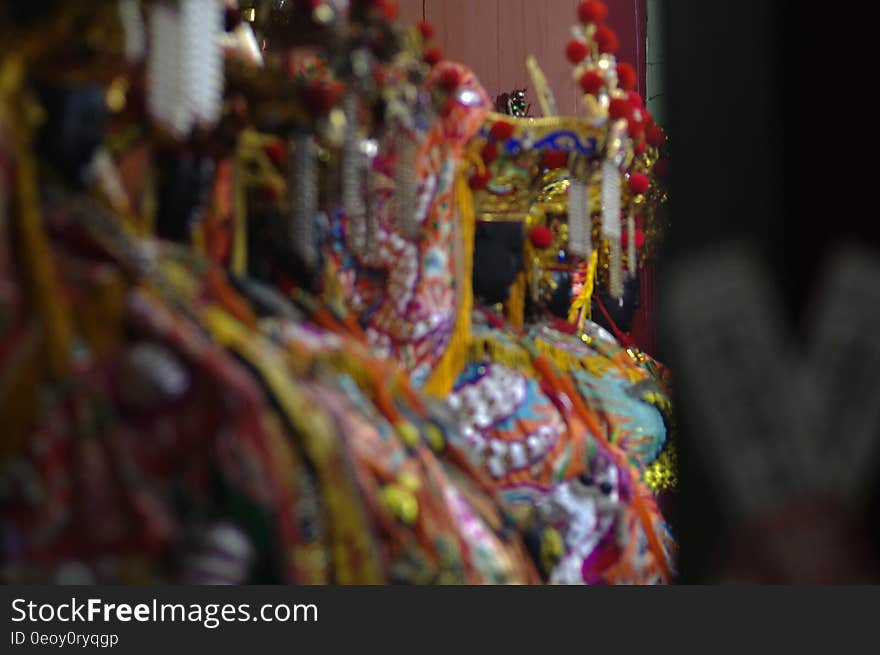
[423,170,475,397]
[568,249,598,329]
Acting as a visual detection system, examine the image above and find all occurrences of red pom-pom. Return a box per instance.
[566,39,590,64]
[634,139,647,156]
[617,63,637,91]
[424,47,444,67]
[418,20,436,40]
[263,141,286,168]
[469,171,491,190]
[654,158,669,178]
[580,70,605,95]
[529,226,554,249]
[646,125,666,147]
[578,0,608,24]
[627,90,644,108]
[627,108,645,138]
[622,227,646,250]
[629,172,650,195]
[542,149,569,170]
[594,25,619,54]
[608,97,631,121]
[481,141,499,164]
[490,120,515,142]
[305,82,339,116]
[438,67,462,91]
[378,0,399,21]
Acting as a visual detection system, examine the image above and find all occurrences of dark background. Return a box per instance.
[660,1,880,582]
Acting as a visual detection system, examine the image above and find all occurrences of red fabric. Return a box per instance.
[595,295,636,349]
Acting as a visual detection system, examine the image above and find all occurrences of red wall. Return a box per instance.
[399,1,646,110]
[397,0,654,351]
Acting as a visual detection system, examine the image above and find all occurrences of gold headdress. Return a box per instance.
[463,0,669,331]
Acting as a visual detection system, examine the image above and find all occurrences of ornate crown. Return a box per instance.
[463,0,669,317]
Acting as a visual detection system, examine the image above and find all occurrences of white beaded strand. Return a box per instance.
[601,160,623,298]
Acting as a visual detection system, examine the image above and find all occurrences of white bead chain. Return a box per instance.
[290,133,318,272]
[601,160,622,298]
[147,0,224,139]
[567,177,591,258]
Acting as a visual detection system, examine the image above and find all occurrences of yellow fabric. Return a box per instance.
[423,171,474,397]
[504,272,526,333]
[231,141,249,277]
[200,304,385,584]
[568,249,599,330]
[231,131,286,277]
[2,54,71,381]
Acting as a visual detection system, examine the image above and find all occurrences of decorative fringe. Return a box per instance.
[601,161,622,299]
[290,132,318,272]
[627,210,636,277]
[422,171,475,398]
[393,130,419,240]
[147,3,185,136]
[364,157,378,256]
[182,0,223,130]
[190,220,206,258]
[231,131,287,277]
[567,177,591,258]
[568,249,598,330]
[118,0,146,63]
[147,0,223,139]
[608,238,623,299]
[504,272,527,333]
[468,336,534,378]
[231,139,249,276]
[2,56,72,380]
[342,93,367,256]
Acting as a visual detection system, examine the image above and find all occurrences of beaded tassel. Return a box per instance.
[364,156,379,256]
[147,0,223,139]
[181,0,223,129]
[147,3,186,137]
[627,210,636,277]
[393,130,419,240]
[567,176,591,258]
[118,0,146,63]
[342,93,367,256]
[290,133,319,272]
[601,160,623,299]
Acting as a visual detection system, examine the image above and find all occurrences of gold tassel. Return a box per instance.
[230,130,286,277]
[504,272,526,333]
[423,170,475,398]
[2,55,71,380]
[231,138,248,277]
[568,249,599,330]
[191,220,206,258]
